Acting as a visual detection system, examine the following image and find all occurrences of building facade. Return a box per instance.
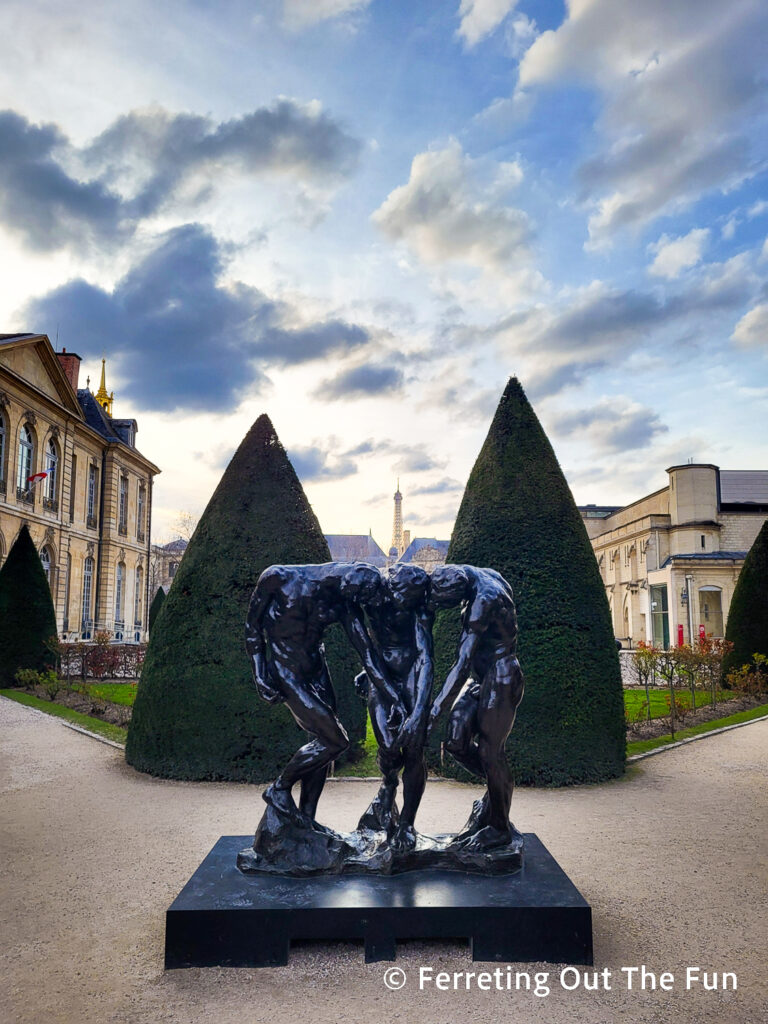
[580,464,768,648]
[0,334,160,642]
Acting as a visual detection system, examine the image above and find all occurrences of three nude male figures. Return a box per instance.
[245,560,524,852]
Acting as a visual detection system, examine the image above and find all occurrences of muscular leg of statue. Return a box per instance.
[298,762,329,819]
[399,749,427,829]
[478,734,513,834]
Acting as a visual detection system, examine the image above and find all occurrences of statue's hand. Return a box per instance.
[354,670,370,701]
[397,712,428,752]
[427,700,443,736]
[256,680,283,705]
[386,701,405,733]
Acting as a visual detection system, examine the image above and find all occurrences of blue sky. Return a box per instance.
[1,0,766,546]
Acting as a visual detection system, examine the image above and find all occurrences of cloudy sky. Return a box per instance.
[2,0,767,547]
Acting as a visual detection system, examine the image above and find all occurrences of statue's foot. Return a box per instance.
[357,787,400,833]
[263,783,298,815]
[390,823,417,853]
[454,823,519,853]
[455,794,490,840]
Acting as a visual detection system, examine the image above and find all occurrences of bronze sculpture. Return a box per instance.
[238,561,524,875]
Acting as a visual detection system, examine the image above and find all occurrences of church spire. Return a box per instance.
[95,357,114,416]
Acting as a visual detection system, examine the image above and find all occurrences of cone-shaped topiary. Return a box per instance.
[723,519,768,678]
[126,414,365,781]
[148,586,166,634]
[0,525,58,686]
[428,378,625,785]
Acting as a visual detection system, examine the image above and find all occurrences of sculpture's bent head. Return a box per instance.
[338,562,382,603]
[429,564,471,607]
[386,563,429,611]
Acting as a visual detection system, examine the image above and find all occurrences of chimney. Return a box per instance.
[57,347,82,392]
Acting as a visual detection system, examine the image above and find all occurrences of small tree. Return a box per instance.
[723,519,768,678]
[655,648,681,739]
[630,642,659,722]
[675,644,701,711]
[697,636,733,709]
[0,525,58,687]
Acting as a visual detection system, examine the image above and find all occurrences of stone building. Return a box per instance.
[580,464,768,648]
[0,333,159,642]
[149,537,189,598]
[325,533,387,566]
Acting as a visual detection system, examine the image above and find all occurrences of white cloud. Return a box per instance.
[372,139,531,270]
[282,0,371,30]
[748,199,768,219]
[517,0,767,244]
[648,228,710,279]
[505,13,538,59]
[457,0,519,48]
[731,303,768,347]
[721,217,737,241]
[761,237,768,261]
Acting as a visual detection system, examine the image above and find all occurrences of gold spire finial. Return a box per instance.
[95,357,114,416]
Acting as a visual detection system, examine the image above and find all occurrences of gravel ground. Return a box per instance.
[2,695,767,1024]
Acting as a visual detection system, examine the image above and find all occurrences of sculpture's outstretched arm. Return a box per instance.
[341,605,403,715]
[428,629,480,731]
[397,613,434,749]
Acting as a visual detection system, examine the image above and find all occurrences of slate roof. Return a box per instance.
[720,470,768,504]
[76,388,125,443]
[160,538,188,553]
[399,537,450,562]
[324,534,387,566]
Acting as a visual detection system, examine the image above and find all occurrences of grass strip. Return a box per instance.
[0,689,128,745]
[626,702,768,757]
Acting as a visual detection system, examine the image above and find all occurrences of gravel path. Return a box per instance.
[2,695,767,1024]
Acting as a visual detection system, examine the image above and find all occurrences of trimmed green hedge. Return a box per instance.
[723,519,768,678]
[148,586,166,634]
[126,414,364,781]
[0,525,58,687]
[428,378,626,785]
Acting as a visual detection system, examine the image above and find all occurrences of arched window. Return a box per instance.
[134,565,144,625]
[137,484,146,541]
[81,556,94,637]
[44,438,58,507]
[115,561,126,635]
[16,423,34,497]
[40,545,52,586]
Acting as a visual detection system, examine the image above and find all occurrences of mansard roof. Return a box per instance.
[399,537,450,562]
[324,533,387,566]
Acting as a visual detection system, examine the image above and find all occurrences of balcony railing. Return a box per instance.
[137,530,146,543]
[43,496,58,513]
[114,620,125,641]
[0,477,6,496]
[86,514,97,529]
[81,618,94,640]
[118,522,128,536]
[16,486,34,505]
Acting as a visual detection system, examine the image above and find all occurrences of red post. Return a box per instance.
[677,623,684,647]
[699,624,706,640]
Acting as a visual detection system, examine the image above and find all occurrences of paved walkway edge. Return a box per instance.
[627,712,768,762]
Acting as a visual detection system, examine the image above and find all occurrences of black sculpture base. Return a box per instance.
[165,834,593,968]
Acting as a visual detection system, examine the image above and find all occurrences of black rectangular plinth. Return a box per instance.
[165,834,592,968]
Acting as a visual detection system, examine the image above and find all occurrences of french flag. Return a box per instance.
[27,470,50,484]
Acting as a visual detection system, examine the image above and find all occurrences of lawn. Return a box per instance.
[623,686,736,721]
[0,689,128,744]
[79,682,138,706]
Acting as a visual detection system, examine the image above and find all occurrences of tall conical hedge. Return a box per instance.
[723,519,768,677]
[0,525,58,686]
[429,378,625,785]
[148,586,166,634]
[126,414,364,781]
